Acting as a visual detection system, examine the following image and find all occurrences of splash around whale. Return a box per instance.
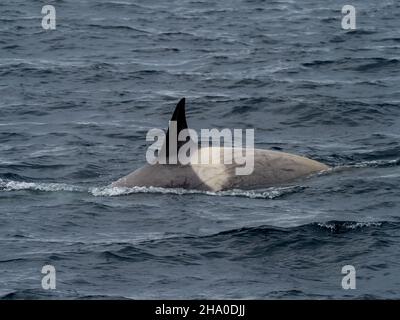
[112,98,329,192]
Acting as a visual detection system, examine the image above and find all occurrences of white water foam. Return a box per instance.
[0,179,85,193]
[317,221,382,231]
[0,178,302,199]
[316,158,400,177]
[1,158,397,197]
[351,159,400,168]
[89,185,303,199]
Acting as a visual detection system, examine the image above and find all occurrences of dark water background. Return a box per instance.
[1,0,400,299]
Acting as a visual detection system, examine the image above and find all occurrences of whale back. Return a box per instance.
[112,98,329,191]
[112,147,329,191]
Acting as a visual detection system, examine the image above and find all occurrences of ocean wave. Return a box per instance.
[353,58,400,72]
[0,177,303,199]
[316,221,382,232]
[0,288,130,300]
[90,185,304,199]
[347,158,400,168]
[2,157,398,197]
[71,221,391,251]
[313,158,400,177]
[0,289,82,300]
[0,179,84,192]
[301,57,400,71]
[202,220,389,240]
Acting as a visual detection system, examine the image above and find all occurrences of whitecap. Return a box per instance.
[0,178,304,199]
[0,179,84,192]
[317,221,382,231]
[90,185,303,199]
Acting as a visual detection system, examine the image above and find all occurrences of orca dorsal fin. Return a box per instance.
[161,98,191,161]
[170,97,188,134]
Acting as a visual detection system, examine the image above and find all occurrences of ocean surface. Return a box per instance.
[1,0,400,299]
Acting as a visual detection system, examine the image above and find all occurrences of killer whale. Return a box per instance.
[112,98,329,191]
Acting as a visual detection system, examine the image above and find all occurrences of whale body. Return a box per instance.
[112,98,329,191]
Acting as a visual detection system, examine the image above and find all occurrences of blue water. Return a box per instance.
[1,0,400,299]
